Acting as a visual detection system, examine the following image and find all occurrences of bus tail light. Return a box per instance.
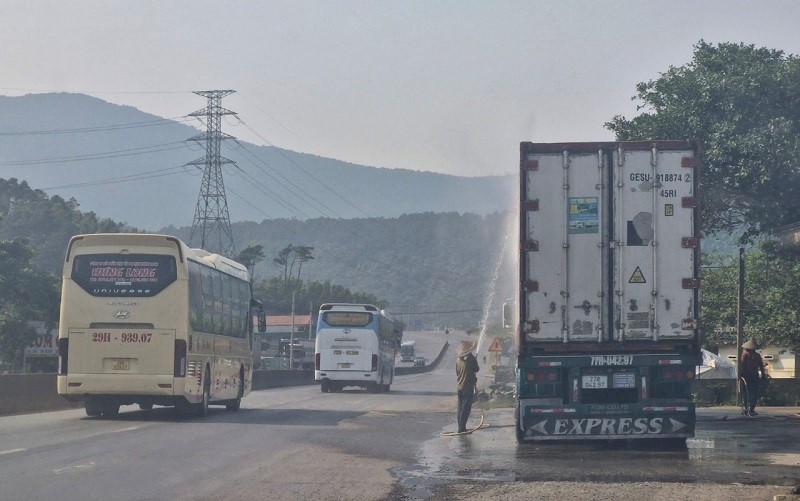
[57,338,68,375]
[315,353,320,370]
[174,340,187,377]
[372,354,378,371]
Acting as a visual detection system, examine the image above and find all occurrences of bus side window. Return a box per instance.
[239,281,249,337]
[202,266,215,334]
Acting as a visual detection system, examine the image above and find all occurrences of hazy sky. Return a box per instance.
[3,1,800,177]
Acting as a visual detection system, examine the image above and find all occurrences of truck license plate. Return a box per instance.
[582,375,608,389]
[112,360,130,371]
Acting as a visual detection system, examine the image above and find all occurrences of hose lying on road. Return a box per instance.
[440,414,487,436]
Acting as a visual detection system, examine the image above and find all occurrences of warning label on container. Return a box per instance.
[627,312,650,330]
[628,266,646,284]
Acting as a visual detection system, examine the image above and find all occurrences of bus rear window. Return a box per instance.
[71,254,177,297]
[323,311,372,327]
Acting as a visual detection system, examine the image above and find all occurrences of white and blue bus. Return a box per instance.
[314,304,402,393]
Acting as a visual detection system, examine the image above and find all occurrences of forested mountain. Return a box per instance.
[164,211,517,327]
[0,93,516,230]
[0,177,515,326]
[0,178,130,274]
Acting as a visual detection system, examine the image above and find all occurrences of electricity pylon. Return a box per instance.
[188,90,237,256]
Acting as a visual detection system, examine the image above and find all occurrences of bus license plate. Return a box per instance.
[582,375,608,389]
[338,363,352,369]
[112,360,130,371]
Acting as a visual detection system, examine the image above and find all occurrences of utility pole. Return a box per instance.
[308,302,314,341]
[188,90,237,256]
[290,291,296,370]
[736,247,745,404]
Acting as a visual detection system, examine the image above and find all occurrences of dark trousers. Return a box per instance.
[742,376,761,412]
[457,388,474,432]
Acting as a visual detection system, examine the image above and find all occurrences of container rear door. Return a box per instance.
[612,146,699,340]
[522,149,608,342]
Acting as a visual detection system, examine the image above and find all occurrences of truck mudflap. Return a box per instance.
[518,401,695,440]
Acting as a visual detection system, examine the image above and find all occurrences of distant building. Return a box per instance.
[776,222,800,248]
[717,341,798,378]
[255,315,313,358]
[23,321,58,373]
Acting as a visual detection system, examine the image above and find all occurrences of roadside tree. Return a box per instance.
[606,41,800,239]
[700,243,800,352]
[0,238,60,369]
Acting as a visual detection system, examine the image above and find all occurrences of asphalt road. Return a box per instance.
[2,330,798,500]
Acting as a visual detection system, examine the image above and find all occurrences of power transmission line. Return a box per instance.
[41,165,194,190]
[236,118,369,216]
[236,93,302,140]
[0,87,190,95]
[229,140,345,218]
[0,116,194,136]
[0,141,188,166]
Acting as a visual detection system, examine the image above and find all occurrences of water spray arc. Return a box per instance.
[476,218,516,354]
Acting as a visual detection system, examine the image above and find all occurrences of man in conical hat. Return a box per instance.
[740,339,767,416]
[455,340,479,433]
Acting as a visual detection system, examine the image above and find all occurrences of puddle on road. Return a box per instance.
[767,454,800,467]
[393,411,800,497]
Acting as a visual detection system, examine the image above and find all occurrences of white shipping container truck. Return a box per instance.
[516,141,701,442]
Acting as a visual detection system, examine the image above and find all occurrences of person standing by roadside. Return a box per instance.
[456,340,479,433]
[740,339,767,416]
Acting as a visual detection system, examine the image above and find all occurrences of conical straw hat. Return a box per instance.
[456,340,477,356]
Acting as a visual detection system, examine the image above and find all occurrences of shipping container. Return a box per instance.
[516,141,701,442]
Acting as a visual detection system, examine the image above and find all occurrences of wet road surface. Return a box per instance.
[394,406,800,499]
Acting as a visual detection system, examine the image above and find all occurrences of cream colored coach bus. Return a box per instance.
[57,233,265,417]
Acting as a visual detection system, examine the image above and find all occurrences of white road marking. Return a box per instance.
[54,461,96,474]
[111,426,143,433]
[0,448,26,456]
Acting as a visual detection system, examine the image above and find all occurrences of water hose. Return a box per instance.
[440,414,487,436]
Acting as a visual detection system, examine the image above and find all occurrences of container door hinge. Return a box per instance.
[681,237,700,249]
[681,157,701,168]
[521,240,539,251]
[682,278,700,289]
[521,200,540,212]
[681,197,699,208]
[522,320,540,333]
[521,280,539,292]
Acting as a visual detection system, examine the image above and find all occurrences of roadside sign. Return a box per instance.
[487,337,504,352]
